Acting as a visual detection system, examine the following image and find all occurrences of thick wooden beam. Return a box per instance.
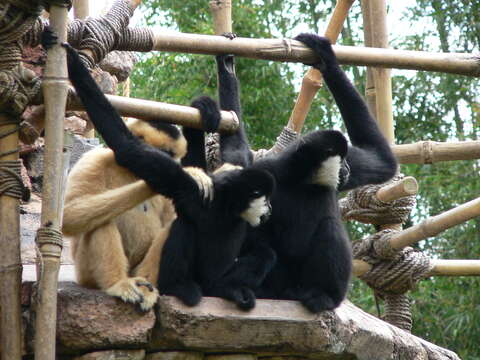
[151,32,480,77]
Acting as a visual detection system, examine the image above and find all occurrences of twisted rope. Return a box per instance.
[0,160,30,200]
[35,226,63,285]
[340,174,416,225]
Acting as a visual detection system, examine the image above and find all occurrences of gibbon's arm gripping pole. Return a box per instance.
[68,93,239,133]
[34,3,69,360]
[152,33,480,77]
[287,0,356,133]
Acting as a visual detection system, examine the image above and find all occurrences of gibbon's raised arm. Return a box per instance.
[216,54,253,168]
[182,96,221,170]
[294,34,397,192]
[63,43,202,212]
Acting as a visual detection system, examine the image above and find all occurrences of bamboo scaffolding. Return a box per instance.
[34,4,69,360]
[392,140,480,164]
[389,196,480,251]
[368,0,394,143]
[210,0,232,34]
[73,0,89,20]
[286,0,356,133]
[376,176,418,203]
[360,0,377,116]
[0,115,22,360]
[353,259,480,277]
[67,93,239,133]
[151,32,480,77]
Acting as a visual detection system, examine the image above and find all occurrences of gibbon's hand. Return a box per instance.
[40,26,58,50]
[220,32,237,40]
[190,96,221,133]
[294,33,338,72]
[184,167,214,202]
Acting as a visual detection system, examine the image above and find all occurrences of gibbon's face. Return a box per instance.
[305,130,349,189]
[214,167,275,227]
[126,119,187,161]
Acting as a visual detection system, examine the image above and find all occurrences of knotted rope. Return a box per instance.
[353,229,434,331]
[340,174,416,225]
[35,226,63,283]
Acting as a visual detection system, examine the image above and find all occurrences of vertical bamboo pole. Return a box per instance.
[360,0,377,117]
[367,0,394,143]
[34,4,70,360]
[210,0,232,34]
[0,115,22,360]
[286,0,356,133]
[73,0,95,139]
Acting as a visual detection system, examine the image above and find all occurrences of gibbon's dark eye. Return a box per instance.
[252,190,261,197]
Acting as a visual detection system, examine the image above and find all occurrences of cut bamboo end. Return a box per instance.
[151,33,480,77]
[390,197,480,250]
[376,176,418,203]
[210,0,232,35]
[67,93,239,133]
[354,259,480,277]
[392,140,480,164]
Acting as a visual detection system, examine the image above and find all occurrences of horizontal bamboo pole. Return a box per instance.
[68,93,239,133]
[151,33,480,77]
[353,259,480,277]
[392,140,480,164]
[376,176,418,202]
[390,197,480,250]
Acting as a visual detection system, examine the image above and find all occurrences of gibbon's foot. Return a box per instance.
[190,96,221,133]
[293,33,337,72]
[300,290,339,313]
[208,285,256,311]
[40,26,58,50]
[105,277,159,312]
[161,281,202,307]
[184,166,214,202]
[220,32,237,40]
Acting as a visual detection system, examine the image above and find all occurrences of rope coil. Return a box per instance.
[340,174,416,225]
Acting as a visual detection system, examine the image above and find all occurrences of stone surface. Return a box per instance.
[25,282,156,355]
[72,349,146,360]
[146,351,204,360]
[99,51,137,82]
[150,296,460,360]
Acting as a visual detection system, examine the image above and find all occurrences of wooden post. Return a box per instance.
[376,176,418,203]
[210,0,232,35]
[34,4,70,360]
[360,0,377,117]
[286,0,356,133]
[392,140,480,164]
[0,115,22,360]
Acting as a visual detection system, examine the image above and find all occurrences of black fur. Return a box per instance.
[215,33,397,312]
[51,30,276,310]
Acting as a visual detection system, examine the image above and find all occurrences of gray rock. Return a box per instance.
[99,51,137,82]
[72,349,146,360]
[146,351,204,360]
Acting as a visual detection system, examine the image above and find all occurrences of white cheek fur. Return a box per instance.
[312,155,341,189]
[241,196,269,227]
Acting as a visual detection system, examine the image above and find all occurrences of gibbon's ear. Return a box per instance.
[126,118,187,160]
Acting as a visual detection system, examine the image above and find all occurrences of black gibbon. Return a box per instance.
[42,29,216,312]
[59,37,276,310]
[215,33,398,313]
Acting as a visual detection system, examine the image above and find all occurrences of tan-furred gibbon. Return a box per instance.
[62,113,216,312]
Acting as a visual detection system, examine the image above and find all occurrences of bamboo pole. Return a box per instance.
[368,0,394,143]
[67,93,239,133]
[376,176,418,203]
[389,197,480,251]
[392,140,480,164]
[210,0,232,34]
[286,0,356,133]
[34,4,70,360]
[72,0,95,139]
[360,0,377,116]
[73,0,89,20]
[151,33,480,77]
[353,259,480,277]
[0,115,22,360]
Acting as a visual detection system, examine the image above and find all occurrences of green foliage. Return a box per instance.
[130,0,480,357]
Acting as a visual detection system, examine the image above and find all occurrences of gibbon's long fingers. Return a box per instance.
[106,278,145,304]
[136,280,154,292]
[184,167,214,202]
